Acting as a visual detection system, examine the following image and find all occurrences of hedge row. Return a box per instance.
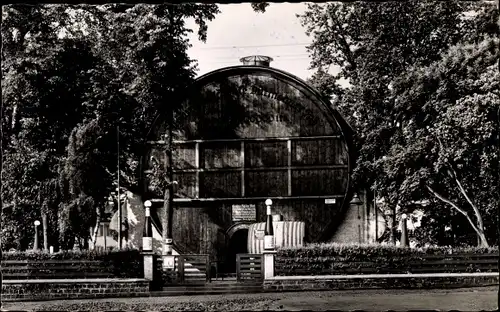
[278,243,499,257]
[1,249,143,278]
[2,248,143,260]
[275,243,499,276]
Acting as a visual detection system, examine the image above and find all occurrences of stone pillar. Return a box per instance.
[143,252,155,281]
[263,250,277,279]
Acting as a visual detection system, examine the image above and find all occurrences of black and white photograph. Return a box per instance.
[1,1,499,311]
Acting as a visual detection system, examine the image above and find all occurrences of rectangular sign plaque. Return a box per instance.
[325,198,336,204]
[232,204,256,222]
[163,255,175,270]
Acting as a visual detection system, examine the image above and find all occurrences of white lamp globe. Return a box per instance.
[265,199,272,206]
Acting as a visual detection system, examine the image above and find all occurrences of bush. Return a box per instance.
[278,242,498,258]
[275,243,499,276]
[1,249,143,278]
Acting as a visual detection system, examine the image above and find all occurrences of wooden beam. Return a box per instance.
[146,135,342,145]
[241,141,245,197]
[287,139,292,196]
[167,164,348,173]
[143,164,348,175]
[195,142,200,199]
[148,194,345,203]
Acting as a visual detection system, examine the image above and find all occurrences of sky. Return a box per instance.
[186,3,317,81]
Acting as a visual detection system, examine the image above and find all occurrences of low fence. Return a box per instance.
[236,254,263,282]
[1,250,144,279]
[407,253,498,273]
[275,252,499,276]
[1,260,115,279]
[154,254,210,286]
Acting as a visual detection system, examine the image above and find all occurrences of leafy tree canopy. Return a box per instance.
[299,1,499,246]
[1,3,220,250]
[2,2,269,251]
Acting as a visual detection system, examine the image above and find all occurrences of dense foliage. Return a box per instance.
[299,1,499,246]
[276,243,499,276]
[2,2,497,253]
[390,38,499,247]
[279,242,499,257]
[1,4,220,251]
[2,248,141,260]
[1,3,272,253]
[2,249,143,278]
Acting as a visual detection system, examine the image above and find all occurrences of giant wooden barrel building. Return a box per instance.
[144,56,355,273]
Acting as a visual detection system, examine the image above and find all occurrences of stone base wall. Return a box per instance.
[264,274,499,292]
[2,279,149,302]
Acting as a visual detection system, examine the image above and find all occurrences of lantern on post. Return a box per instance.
[33,220,41,251]
[401,214,409,247]
[350,194,364,243]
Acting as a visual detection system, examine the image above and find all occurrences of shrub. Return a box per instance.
[275,243,499,276]
[1,249,143,278]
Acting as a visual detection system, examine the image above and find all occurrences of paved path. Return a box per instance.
[2,287,498,311]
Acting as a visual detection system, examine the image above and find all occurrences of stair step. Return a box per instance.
[151,288,265,297]
[163,285,262,291]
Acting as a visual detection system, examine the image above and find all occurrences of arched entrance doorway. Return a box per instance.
[225,224,250,274]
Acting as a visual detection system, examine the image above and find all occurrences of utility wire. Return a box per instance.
[206,58,312,64]
[200,53,310,61]
[197,42,312,50]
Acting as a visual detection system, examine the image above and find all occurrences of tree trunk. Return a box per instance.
[162,185,173,254]
[386,205,397,245]
[83,236,89,250]
[434,139,490,247]
[16,237,22,250]
[391,208,397,245]
[447,165,488,247]
[42,212,48,252]
[91,205,101,250]
[387,215,394,244]
[476,229,489,247]
[426,185,489,247]
[162,95,174,255]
